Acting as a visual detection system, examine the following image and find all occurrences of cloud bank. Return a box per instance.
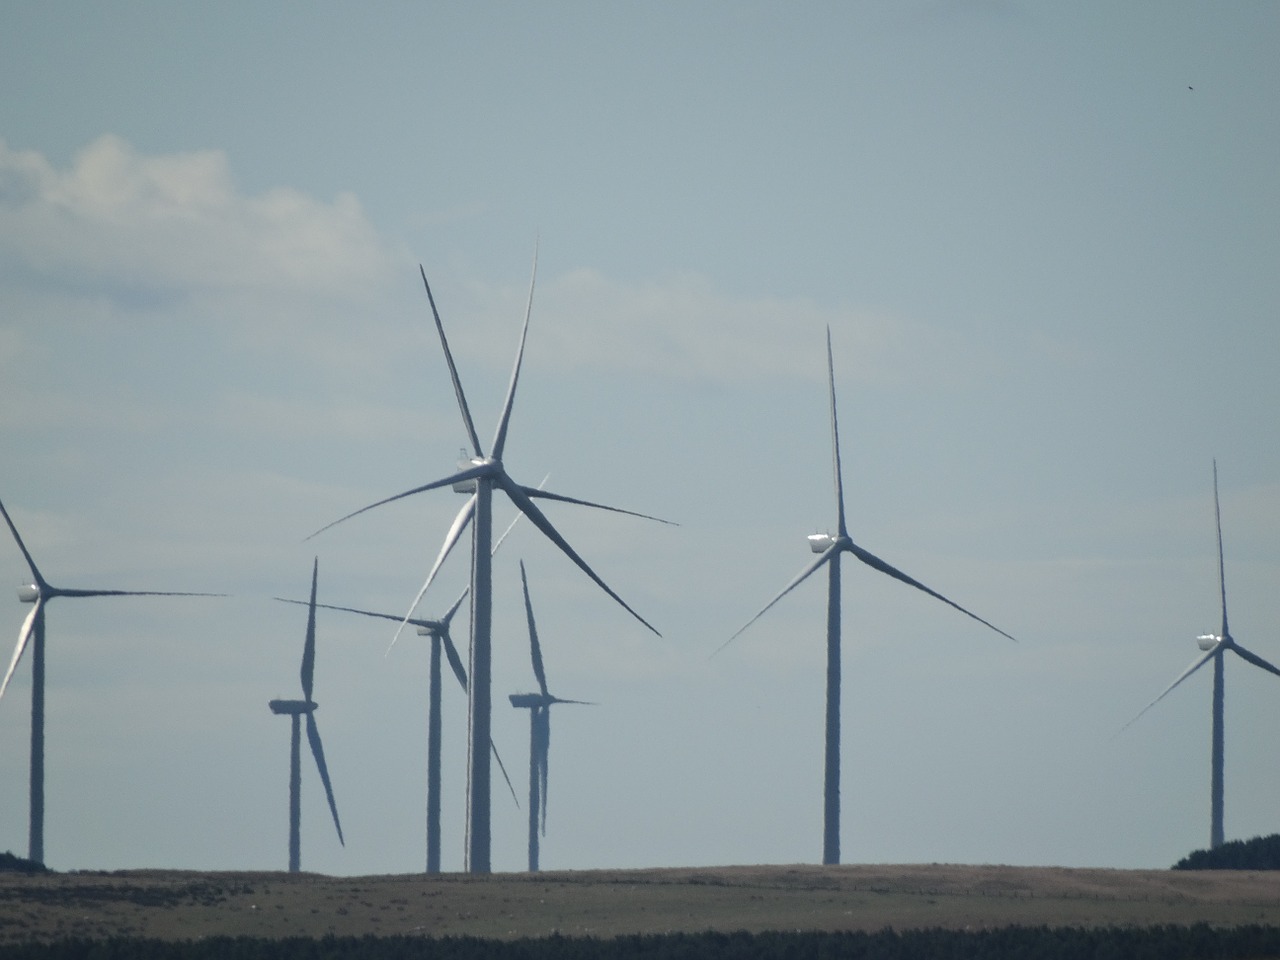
[0,134,987,402]
[0,135,397,298]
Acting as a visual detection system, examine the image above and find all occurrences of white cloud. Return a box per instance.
[0,136,1012,405]
[0,134,401,299]
[432,264,1000,389]
[0,135,430,449]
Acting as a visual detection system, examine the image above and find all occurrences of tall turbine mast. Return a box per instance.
[509,560,591,872]
[723,328,1016,865]
[1122,461,1280,849]
[0,497,221,865]
[269,558,343,873]
[275,497,530,872]
[310,252,671,872]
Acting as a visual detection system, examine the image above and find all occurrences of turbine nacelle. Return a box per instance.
[269,698,317,716]
[415,624,445,639]
[451,455,506,494]
[452,450,479,493]
[17,583,39,603]
[509,692,552,709]
[808,533,852,554]
[1197,633,1223,652]
[808,533,836,553]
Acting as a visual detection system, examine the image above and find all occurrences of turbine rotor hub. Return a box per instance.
[453,452,501,493]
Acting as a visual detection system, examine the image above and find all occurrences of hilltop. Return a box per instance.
[3,862,1280,945]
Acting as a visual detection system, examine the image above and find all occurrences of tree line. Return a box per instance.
[1175,833,1280,870]
[0,852,46,875]
[7,925,1280,960]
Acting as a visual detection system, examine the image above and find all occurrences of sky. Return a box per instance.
[1,2,1279,877]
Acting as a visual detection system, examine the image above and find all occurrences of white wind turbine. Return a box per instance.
[275,593,468,873]
[276,496,530,873]
[1122,461,1280,850]
[269,558,343,873]
[310,253,670,872]
[722,328,1016,866]
[509,560,592,873]
[0,496,221,865]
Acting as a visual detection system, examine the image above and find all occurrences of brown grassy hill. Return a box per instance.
[2,863,1280,945]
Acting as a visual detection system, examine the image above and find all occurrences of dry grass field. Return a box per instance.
[2,863,1279,945]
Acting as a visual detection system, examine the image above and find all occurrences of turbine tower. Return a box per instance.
[723,328,1016,866]
[289,475,535,872]
[272,588,519,873]
[269,558,344,873]
[1122,461,1280,849]
[310,252,670,872]
[509,560,591,872]
[0,497,220,865]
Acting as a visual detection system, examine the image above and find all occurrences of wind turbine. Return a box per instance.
[0,497,221,866]
[509,560,592,872]
[1122,461,1280,850]
[723,328,1016,866]
[269,558,344,873]
[310,253,670,872]
[273,579,520,873]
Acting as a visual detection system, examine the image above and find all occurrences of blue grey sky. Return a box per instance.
[1,2,1278,875]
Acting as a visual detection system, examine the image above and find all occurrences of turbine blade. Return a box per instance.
[522,486,677,525]
[0,596,42,703]
[845,541,1017,642]
[491,737,520,808]
[493,478,544,552]
[1120,644,1221,733]
[1213,460,1229,639]
[490,241,538,461]
[0,501,223,600]
[498,473,660,636]
[716,546,838,655]
[306,465,488,542]
[436,475,546,631]
[55,589,224,599]
[420,265,483,458]
[439,590,468,629]
[274,597,439,632]
[0,497,46,586]
[520,561,549,697]
[388,494,476,653]
[301,558,318,701]
[1231,642,1280,680]
[826,327,848,540]
[441,627,469,690]
[305,713,344,846]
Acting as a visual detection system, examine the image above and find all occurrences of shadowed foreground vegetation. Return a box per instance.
[3,863,1280,957]
[6,925,1280,960]
[1176,834,1280,871]
[0,852,48,875]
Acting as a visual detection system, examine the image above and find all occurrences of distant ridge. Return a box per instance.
[5,863,1280,944]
